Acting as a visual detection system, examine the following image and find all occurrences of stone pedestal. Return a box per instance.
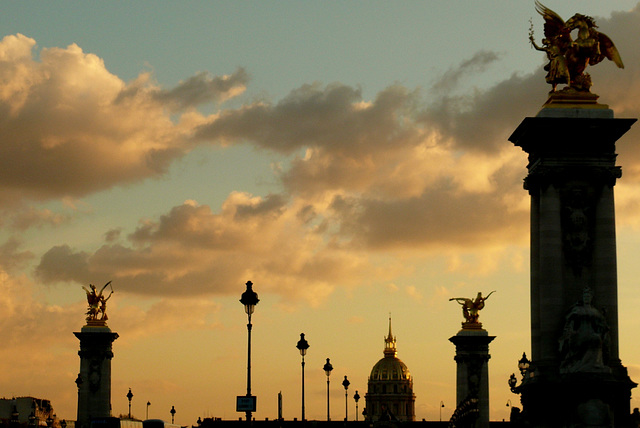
[509,102,636,427]
[74,324,119,428]
[449,328,495,428]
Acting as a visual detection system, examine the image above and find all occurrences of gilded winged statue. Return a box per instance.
[530,1,623,92]
[450,291,495,325]
[83,281,113,322]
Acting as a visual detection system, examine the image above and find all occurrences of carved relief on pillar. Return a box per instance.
[524,165,622,275]
[560,184,596,276]
[559,287,611,374]
[78,346,115,392]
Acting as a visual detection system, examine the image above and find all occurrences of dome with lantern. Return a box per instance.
[364,317,415,422]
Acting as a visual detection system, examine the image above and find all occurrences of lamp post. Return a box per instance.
[146,402,150,420]
[240,281,259,423]
[323,358,333,421]
[296,333,310,421]
[353,391,360,422]
[518,352,530,377]
[342,376,350,421]
[170,406,176,424]
[127,388,133,419]
[440,401,445,422]
[510,352,531,394]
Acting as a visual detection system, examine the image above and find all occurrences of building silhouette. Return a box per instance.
[364,318,415,422]
[0,397,62,427]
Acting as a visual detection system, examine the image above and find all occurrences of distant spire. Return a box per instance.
[384,315,397,357]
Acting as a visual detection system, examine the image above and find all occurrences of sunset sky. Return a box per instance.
[2,1,640,424]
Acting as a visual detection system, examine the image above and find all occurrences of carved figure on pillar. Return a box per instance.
[530,1,624,93]
[75,283,118,428]
[83,281,113,324]
[561,186,595,275]
[450,291,495,329]
[448,298,495,428]
[559,287,611,374]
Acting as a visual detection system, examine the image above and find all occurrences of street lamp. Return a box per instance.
[342,376,350,421]
[440,401,445,422]
[323,358,333,421]
[518,352,530,377]
[146,402,151,420]
[510,351,531,394]
[353,391,360,422]
[240,281,259,423]
[296,333,309,421]
[127,388,133,419]
[170,406,176,424]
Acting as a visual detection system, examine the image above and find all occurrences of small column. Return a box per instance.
[75,283,117,428]
[449,293,496,428]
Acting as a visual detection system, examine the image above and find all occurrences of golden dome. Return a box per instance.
[369,355,411,381]
[369,316,412,381]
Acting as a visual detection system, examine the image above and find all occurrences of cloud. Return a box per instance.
[0,34,246,207]
[431,50,502,94]
[104,228,122,243]
[328,175,527,251]
[405,285,423,302]
[194,83,425,156]
[35,244,90,284]
[25,4,640,304]
[34,197,377,304]
[110,297,223,342]
[9,206,70,230]
[117,68,249,112]
[30,48,544,300]
[0,238,33,272]
[421,70,547,154]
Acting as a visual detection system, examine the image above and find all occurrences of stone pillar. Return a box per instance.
[75,323,118,428]
[449,329,495,428]
[509,100,636,427]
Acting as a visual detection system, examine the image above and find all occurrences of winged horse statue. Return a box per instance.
[530,1,623,92]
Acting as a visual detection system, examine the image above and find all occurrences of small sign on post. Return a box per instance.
[236,396,257,412]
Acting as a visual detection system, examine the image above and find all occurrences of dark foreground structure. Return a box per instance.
[510,99,637,427]
[196,419,512,428]
[506,4,639,426]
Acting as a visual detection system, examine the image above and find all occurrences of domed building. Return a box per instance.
[364,318,416,422]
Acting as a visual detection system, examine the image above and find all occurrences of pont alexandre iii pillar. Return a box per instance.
[509,95,636,427]
[449,293,495,428]
[75,283,118,428]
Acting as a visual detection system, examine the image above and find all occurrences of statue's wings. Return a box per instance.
[594,31,624,68]
[535,1,571,48]
[99,280,112,293]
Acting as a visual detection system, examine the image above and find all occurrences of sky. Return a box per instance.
[2,1,640,424]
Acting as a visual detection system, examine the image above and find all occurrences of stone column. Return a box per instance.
[509,101,636,427]
[449,328,495,428]
[75,323,119,428]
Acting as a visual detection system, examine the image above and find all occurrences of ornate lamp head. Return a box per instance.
[240,281,259,315]
[296,333,309,356]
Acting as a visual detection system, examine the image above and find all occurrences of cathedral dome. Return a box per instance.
[369,354,411,381]
[365,317,415,422]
